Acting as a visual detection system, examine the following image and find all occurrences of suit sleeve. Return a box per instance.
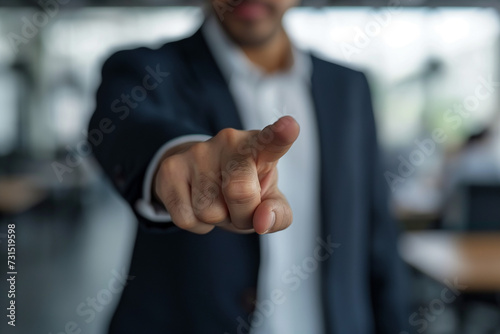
[361,74,412,334]
[89,48,212,230]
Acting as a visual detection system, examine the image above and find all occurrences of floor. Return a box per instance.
[0,176,136,334]
[0,172,499,334]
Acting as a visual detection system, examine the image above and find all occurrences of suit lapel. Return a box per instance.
[179,28,244,132]
[311,55,346,248]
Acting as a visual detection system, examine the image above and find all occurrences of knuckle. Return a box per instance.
[172,210,199,230]
[188,141,209,158]
[222,158,255,188]
[225,158,254,176]
[224,180,260,205]
[231,219,253,230]
[192,176,220,212]
[176,217,198,231]
[196,209,226,225]
[192,225,215,235]
[162,190,183,211]
[159,155,182,176]
[258,126,275,145]
[216,128,239,144]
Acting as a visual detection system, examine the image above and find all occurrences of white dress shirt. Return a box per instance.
[137,16,324,334]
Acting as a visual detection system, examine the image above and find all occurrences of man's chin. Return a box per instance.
[222,21,280,48]
[230,34,273,48]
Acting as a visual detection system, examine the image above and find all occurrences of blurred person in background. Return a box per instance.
[89,0,410,333]
[444,128,500,192]
[441,126,500,229]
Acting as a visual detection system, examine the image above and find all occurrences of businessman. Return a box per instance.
[90,0,410,333]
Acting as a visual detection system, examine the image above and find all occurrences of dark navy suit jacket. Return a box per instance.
[90,26,410,334]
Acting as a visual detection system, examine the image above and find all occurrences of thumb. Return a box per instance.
[254,116,300,166]
[253,189,293,234]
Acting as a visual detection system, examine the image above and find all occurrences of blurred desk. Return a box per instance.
[400,231,500,292]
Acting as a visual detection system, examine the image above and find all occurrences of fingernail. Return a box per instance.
[263,212,276,234]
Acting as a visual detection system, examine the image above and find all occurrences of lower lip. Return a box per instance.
[232,2,269,20]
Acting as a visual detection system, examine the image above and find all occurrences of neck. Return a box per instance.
[241,28,293,74]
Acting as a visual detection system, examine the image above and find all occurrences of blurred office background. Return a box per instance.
[1,0,500,333]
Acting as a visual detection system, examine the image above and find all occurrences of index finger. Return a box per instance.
[254,116,300,165]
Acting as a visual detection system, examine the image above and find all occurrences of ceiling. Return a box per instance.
[0,0,498,8]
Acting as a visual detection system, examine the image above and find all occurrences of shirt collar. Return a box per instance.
[201,14,312,84]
